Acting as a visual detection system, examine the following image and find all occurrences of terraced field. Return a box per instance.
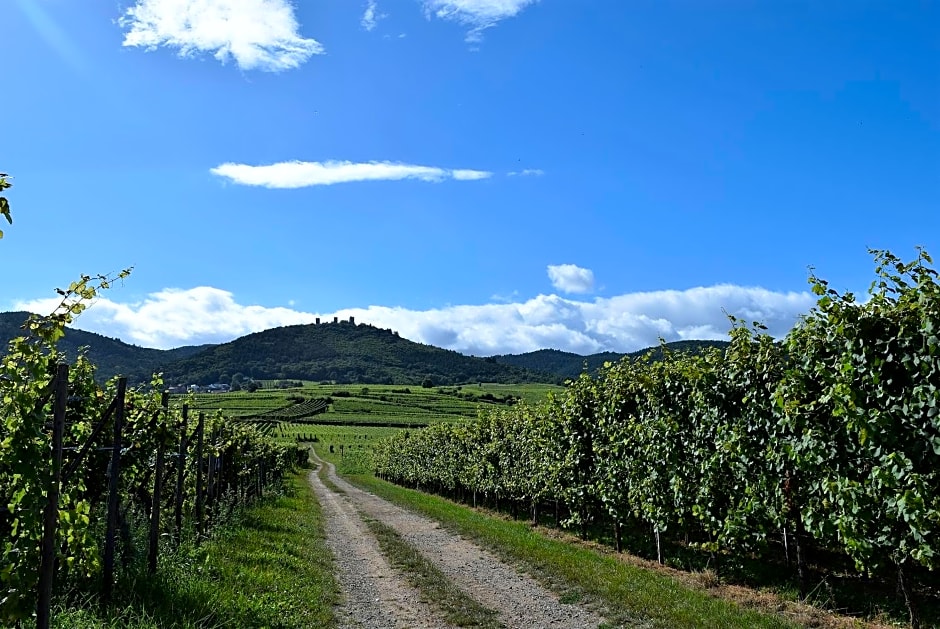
[178,382,562,473]
[184,382,561,427]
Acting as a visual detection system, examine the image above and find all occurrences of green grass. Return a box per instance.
[345,475,800,629]
[472,382,564,406]
[314,442,374,476]
[284,425,395,474]
[52,472,338,628]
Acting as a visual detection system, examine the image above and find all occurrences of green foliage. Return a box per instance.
[778,248,940,574]
[374,249,940,624]
[0,172,11,239]
[51,473,338,628]
[0,272,305,624]
[552,372,600,533]
[0,272,130,621]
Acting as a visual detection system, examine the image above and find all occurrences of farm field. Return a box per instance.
[181,381,562,426]
[285,424,400,474]
[175,382,562,474]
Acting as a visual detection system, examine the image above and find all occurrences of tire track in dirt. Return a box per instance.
[318,459,611,629]
[308,466,457,629]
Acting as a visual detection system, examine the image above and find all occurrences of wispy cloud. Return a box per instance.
[119,0,324,72]
[451,169,493,180]
[210,160,493,188]
[361,0,386,32]
[508,168,544,177]
[422,0,539,43]
[490,290,520,303]
[14,285,814,355]
[547,264,595,294]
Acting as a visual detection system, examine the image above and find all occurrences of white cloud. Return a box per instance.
[422,0,539,43]
[508,168,544,177]
[15,287,317,349]
[361,0,386,31]
[119,0,324,72]
[210,160,493,188]
[547,264,595,294]
[13,285,815,356]
[451,169,493,180]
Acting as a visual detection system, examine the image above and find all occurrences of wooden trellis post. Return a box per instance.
[194,412,205,541]
[175,404,188,545]
[37,364,68,629]
[148,391,169,574]
[102,377,127,604]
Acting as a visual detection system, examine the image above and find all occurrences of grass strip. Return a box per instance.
[316,456,345,494]
[362,516,503,628]
[53,471,338,628]
[348,475,799,629]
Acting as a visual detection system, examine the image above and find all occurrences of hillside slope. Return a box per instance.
[490,339,731,381]
[160,320,552,386]
[1,311,732,386]
[0,311,209,383]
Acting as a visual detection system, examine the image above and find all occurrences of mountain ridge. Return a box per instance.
[0,311,730,385]
[489,340,731,381]
[0,311,210,384]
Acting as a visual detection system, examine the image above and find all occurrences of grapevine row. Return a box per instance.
[0,284,306,625]
[374,249,940,627]
[257,397,330,420]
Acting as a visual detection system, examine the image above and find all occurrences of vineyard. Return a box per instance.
[0,278,307,627]
[185,382,555,428]
[252,396,330,420]
[374,249,940,628]
[6,172,937,627]
[0,272,557,628]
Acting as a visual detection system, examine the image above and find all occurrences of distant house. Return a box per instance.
[207,383,231,393]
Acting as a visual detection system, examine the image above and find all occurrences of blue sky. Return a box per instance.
[2,0,938,354]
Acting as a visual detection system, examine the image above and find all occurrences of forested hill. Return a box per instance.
[1,311,729,385]
[489,339,731,381]
[0,311,209,384]
[159,320,552,386]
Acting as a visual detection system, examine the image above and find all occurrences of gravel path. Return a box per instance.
[311,456,610,629]
[308,467,457,628]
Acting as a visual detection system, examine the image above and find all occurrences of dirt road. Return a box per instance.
[308,457,610,629]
